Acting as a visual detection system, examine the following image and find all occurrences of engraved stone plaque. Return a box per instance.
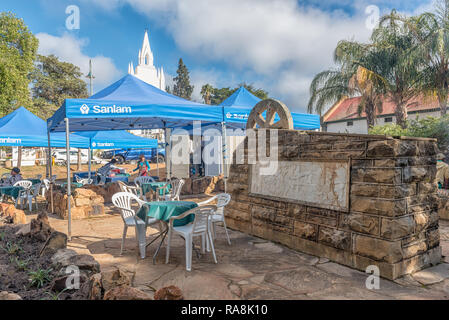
[250,160,349,211]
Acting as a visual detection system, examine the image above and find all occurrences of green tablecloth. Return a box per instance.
[59,182,84,189]
[141,182,172,196]
[137,201,197,227]
[29,179,41,185]
[0,186,23,199]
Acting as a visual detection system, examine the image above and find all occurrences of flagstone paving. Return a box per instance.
[28,200,449,300]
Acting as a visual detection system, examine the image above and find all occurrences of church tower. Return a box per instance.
[128,29,166,91]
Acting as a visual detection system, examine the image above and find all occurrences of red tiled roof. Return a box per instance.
[323,96,440,123]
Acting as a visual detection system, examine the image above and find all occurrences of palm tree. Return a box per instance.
[308,40,383,129]
[406,1,449,116]
[200,84,214,105]
[370,10,423,128]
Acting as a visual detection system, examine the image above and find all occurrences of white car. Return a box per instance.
[53,150,102,166]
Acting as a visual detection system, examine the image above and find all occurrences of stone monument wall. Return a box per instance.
[226,130,442,280]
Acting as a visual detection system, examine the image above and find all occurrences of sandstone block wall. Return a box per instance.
[226,130,442,280]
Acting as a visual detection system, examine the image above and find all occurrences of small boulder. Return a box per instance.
[15,223,31,236]
[0,291,22,300]
[51,249,78,266]
[64,254,101,275]
[0,204,26,225]
[103,285,152,300]
[51,273,88,293]
[40,231,68,256]
[101,268,130,292]
[89,273,103,300]
[154,285,184,300]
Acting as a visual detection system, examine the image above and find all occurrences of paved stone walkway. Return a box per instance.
[32,201,449,300]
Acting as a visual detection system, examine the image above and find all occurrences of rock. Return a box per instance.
[15,223,31,236]
[51,274,88,292]
[90,273,103,300]
[51,249,78,266]
[412,264,449,285]
[0,204,26,225]
[101,268,130,292]
[30,212,53,241]
[0,291,22,300]
[353,235,403,263]
[154,286,184,300]
[103,285,153,300]
[40,231,68,256]
[66,255,101,275]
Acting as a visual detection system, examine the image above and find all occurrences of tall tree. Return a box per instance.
[173,58,193,100]
[200,84,214,104]
[370,10,423,128]
[0,12,38,116]
[308,40,384,129]
[405,2,449,116]
[30,54,89,119]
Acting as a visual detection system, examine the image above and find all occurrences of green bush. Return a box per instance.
[369,116,449,150]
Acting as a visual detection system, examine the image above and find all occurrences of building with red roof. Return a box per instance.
[322,95,442,134]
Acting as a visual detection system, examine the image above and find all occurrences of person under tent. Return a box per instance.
[0,167,23,186]
[96,158,118,184]
[133,154,151,177]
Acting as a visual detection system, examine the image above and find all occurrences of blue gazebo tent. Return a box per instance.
[0,107,88,148]
[47,74,223,133]
[74,130,158,149]
[221,87,320,130]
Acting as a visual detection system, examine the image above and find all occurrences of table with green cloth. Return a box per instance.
[59,182,84,189]
[141,182,172,199]
[0,186,24,199]
[28,179,41,185]
[135,201,198,260]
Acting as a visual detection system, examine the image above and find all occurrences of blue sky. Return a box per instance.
[1,0,435,112]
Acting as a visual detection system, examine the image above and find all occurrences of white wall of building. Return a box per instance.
[325,110,442,134]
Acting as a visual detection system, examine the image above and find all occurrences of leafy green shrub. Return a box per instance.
[28,268,53,288]
[369,116,449,150]
[369,123,407,136]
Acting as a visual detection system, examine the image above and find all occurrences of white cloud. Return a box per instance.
[88,0,435,112]
[111,0,375,112]
[36,32,122,92]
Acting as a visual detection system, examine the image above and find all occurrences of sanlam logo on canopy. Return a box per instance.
[80,104,132,115]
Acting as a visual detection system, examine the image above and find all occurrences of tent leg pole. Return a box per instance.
[165,128,172,181]
[156,139,159,179]
[65,118,72,241]
[47,130,54,214]
[88,146,92,180]
[221,122,228,193]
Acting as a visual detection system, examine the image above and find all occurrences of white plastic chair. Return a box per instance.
[198,193,232,245]
[165,205,218,271]
[13,180,33,209]
[112,192,160,257]
[26,181,42,211]
[41,178,50,197]
[160,179,185,201]
[75,175,93,186]
[134,176,156,200]
[117,181,142,198]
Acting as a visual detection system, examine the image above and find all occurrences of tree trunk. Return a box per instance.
[77,149,82,171]
[17,147,22,169]
[395,102,408,129]
[365,101,377,131]
[439,96,447,116]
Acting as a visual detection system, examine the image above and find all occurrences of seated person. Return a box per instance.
[0,167,23,186]
[96,158,118,183]
[133,154,151,177]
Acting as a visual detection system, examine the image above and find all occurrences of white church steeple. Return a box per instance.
[128,29,165,91]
